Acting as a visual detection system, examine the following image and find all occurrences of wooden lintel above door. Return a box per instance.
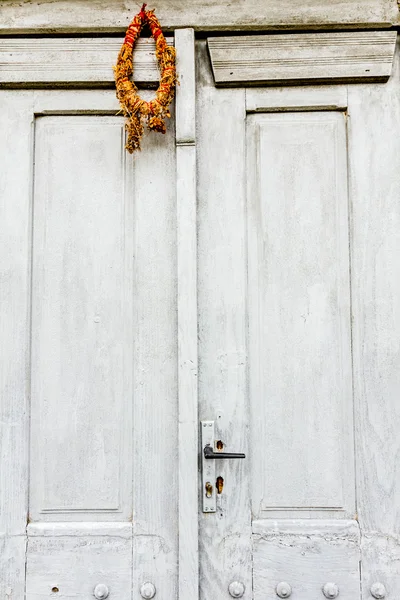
[208,31,397,86]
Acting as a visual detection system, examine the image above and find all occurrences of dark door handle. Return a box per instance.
[204,444,245,459]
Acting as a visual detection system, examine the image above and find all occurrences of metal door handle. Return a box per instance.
[201,420,246,512]
[204,444,245,459]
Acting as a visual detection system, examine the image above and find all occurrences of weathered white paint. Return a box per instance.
[197,40,252,600]
[198,36,400,599]
[0,534,26,600]
[197,38,362,600]
[175,29,196,145]
[0,90,34,600]
[349,37,400,599]
[246,86,348,113]
[2,21,400,600]
[0,38,173,87]
[27,523,132,600]
[0,0,399,34]
[1,32,396,89]
[175,28,199,600]
[252,520,361,600]
[208,31,397,86]
[30,114,133,521]
[130,93,178,600]
[0,88,179,599]
[32,89,119,113]
[247,110,355,519]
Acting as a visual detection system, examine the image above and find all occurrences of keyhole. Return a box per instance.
[205,481,213,498]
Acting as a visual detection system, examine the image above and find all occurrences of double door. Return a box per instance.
[1,31,400,600]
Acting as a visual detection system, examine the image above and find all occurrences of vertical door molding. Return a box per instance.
[197,39,252,600]
[175,28,199,600]
[349,39,400,599]
[0,90,34,600]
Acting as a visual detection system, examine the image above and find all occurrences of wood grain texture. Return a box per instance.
[0,37,173,87]
[31,89,119,114]
[0,92,33,537]
[175,29,196,144]
[26,524,132,600]
[196,41,252,600]
[0,91,34,600]
[131,98,178,600]
[253,520,360,600]
[246,86,348,113]
[0,88,178,598]
[0,0,399,34]
[208,31,397,86]
[0,535,27,600]
[30,115,133,521]
[247,111,355,519]
[175,29,199,600]
[349,38,400,598]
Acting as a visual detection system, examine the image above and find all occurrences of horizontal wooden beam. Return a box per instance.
[0,38,173,87]
[0,0,399,35]
[208,31,397,86]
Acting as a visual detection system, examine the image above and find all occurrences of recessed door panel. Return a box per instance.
[0,88,179,599]
[247,111,355,518]
[30,116,133,521]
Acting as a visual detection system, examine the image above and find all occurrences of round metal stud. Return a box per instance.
[228,581,245,598]
[371,583,387,599]
[93,584,109,599]
[323,583,339,598]
[276,582,292,598]
[140,582,156,599]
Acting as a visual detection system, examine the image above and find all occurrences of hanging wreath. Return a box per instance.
[114,3,177,153]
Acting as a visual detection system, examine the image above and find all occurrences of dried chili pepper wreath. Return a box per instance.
[114,3,177,153]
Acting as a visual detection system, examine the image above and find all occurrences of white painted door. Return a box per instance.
[0,88,179,599]
[197,39,400,600]
[2,30,400,600]
[0,30,199,600]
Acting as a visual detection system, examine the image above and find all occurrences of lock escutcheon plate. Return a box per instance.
[201,421,216,512]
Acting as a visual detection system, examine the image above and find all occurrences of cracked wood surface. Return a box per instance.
[253,521,361,600]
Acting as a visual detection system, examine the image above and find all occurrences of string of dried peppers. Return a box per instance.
[114,4,177,153]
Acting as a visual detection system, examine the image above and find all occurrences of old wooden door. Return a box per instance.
[0,31,198,600]
[1,88,178,599]
[2,26,400,600]
[197,34,400,600]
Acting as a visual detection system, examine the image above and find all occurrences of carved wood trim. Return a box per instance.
[208,31,397,86]
[0,37,173,87]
